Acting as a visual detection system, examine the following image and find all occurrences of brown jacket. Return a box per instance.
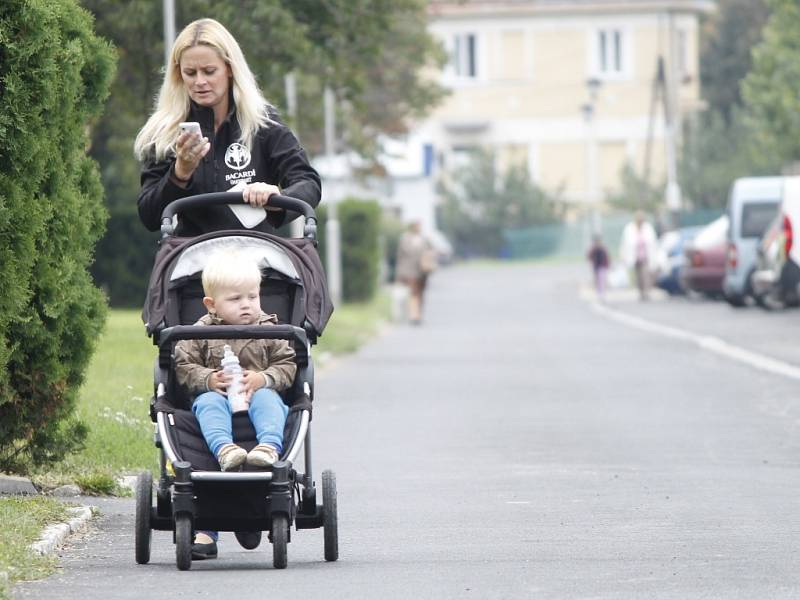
[175,312,297,395]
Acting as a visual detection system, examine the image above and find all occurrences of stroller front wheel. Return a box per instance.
[175,514,192,571]
[271,514,288,569]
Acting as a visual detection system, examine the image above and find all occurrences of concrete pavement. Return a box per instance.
[14,262,800,599]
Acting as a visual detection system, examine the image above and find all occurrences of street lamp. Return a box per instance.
[581,77,602,236]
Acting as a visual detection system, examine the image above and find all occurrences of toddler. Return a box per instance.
[175,250,297,472]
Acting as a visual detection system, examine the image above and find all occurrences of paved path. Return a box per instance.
[15,263,800,599]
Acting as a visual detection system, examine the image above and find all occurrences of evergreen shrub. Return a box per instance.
[0,0,116,471]
[314,198,382,302]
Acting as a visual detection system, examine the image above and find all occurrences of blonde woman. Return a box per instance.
[135,18,320,236]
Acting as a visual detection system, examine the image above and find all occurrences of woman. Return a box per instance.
[395,221,436,325]
[134,18,320,561]
[135,18,320,236]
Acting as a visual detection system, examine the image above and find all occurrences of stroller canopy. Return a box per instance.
[143,231,333,338]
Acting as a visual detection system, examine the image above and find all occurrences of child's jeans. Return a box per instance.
[192,388,288,456]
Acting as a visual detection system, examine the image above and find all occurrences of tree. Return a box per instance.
[439,149,563,257]
[679,109,779,210]
[741,0,800,167]
[701,0,769,122]
[0,0,116,471]
[678,0,774,210]
[80,0,446,306]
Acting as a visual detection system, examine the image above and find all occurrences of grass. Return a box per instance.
[31,290,390,490]
[0,497,71,599]
[3,291,390,596]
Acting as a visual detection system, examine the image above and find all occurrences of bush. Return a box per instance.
[0,0,116,472]
[439,148,563,257]
[315,198,382,302]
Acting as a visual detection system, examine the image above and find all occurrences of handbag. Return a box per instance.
[420,249,437,274]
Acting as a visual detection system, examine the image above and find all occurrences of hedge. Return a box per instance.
[316,198,382,302]
[0,0,116,471]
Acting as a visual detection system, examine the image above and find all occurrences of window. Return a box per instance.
[453,33,477,78]
[596,28,626,76]
[741,202,779,238]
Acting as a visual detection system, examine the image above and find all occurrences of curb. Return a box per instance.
[30,506,97,556]
[0,474,38,496]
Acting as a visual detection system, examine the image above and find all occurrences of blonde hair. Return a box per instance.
[134,18,272,161]
[202,250,262,299]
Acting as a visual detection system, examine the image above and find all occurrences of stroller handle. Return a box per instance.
[160,192,318,242]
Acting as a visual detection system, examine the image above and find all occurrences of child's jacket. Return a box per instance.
[175,312,297,395]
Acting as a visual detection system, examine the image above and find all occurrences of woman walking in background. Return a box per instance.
[395,221,436,325]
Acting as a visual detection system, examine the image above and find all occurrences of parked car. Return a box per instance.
[655,226,702,295]
[680,215,728,297]
[722,177,783,306]
[751,176,800,308]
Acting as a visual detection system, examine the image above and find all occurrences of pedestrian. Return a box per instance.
[134,18,320,235]
[619,210,658,300]
[587,233,610,300]
[134,17,318,560]
[395,221,436,325]
[174,250,296,560]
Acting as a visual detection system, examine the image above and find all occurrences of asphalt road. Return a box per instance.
[14,263,800,599]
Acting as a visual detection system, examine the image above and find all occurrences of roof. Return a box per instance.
[428,0,716,17]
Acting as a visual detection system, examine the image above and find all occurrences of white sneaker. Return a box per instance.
[217,444,247,471]
[246,444,279,468]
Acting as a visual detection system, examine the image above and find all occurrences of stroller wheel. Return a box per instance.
[271,514,288,569]
[135,471,153,564]
[175,514,192,571]
[322,470,338,562]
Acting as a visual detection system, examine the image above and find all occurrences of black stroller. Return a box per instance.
[134,192,337,570]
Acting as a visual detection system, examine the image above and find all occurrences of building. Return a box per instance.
[428,0,714,206]
[320,0,714,235]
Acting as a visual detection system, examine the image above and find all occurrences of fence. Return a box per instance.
[503,208,724,260]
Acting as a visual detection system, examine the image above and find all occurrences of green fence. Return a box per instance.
[503,209,725,260]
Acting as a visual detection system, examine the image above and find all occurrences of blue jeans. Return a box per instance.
[192,388,288,457]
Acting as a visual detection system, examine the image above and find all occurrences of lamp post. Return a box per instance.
[163,0,175,67]
[581,77,602,237]
[323,86,342,306]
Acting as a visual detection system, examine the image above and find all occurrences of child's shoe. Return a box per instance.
[217,444,247,471]
[246,444,279,468]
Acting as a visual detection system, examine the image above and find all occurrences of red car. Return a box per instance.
[680,215,729,296]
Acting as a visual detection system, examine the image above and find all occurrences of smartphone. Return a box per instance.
[178,121,202,137]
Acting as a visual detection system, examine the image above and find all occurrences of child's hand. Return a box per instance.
[207,370,230,394]
[241,370,266,401]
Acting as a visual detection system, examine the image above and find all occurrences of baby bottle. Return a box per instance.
[221,345,248,413]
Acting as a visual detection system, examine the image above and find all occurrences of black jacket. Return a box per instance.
[138,99,321,236]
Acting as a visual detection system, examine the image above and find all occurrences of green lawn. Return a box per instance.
[32,292,389,491]
[0,497,71,599]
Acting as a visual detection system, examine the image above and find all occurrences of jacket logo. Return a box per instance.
[225,143,251,170]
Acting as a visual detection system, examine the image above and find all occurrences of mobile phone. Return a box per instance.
[178,121,202,137]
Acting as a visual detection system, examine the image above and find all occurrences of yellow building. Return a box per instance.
[423,0,715,211]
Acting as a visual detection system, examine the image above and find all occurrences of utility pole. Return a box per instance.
[163,0,175,67]
[324,86,342,306]
[642,54,681,226]
[664,11,682,225]
[284,72,305,239]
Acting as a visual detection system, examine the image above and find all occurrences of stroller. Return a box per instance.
[134,192,337,571]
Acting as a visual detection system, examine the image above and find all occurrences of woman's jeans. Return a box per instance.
[192,388,288,457]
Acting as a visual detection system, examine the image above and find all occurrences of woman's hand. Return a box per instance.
[242,182,280,208]
[174,131,210,182]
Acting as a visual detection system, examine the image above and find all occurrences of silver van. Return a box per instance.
[723,177,783,306]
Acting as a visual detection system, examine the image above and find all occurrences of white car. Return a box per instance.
[751,177,800,308]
